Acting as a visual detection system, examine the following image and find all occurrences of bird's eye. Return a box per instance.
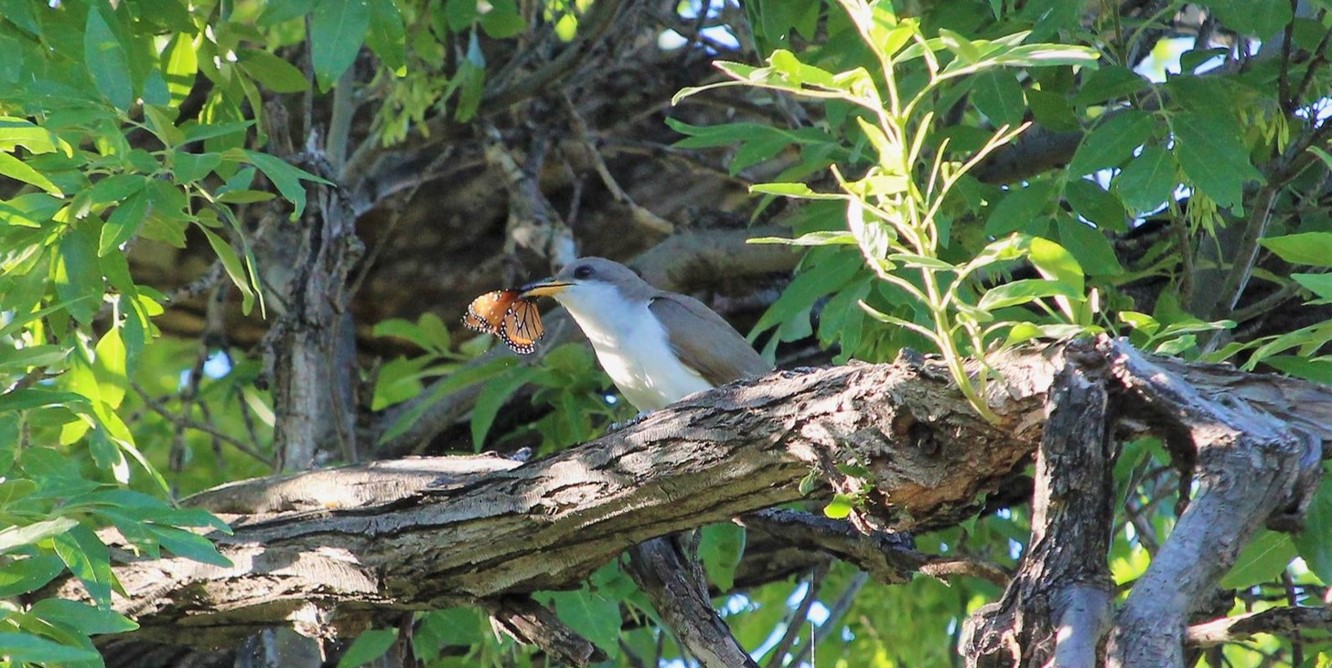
[573,265,593,280]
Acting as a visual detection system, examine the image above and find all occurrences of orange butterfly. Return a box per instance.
[462,289,545,355]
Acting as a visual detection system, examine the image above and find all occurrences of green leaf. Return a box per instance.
[0,555,66,597]
[480,0,526,38]
[310,0,371,91]
[239,48,310,93]
[1198,0,1293,38]
[0,388,90,414]
[30,599,139,635]
[88,174,148,204]
[1068,111,1155,176]
[750,256,860,339]
[749,231,857,246]
[84,6,135,110]
[0,517,78,554]
[172,151,223,184]
[1220,530,1297,588]
[365,0,407,74]
[0,153,62,195]
[337,628,398,667]
[0,117,69,155]
[145,525,232,567]
[1027,89,1079,131]
[1056,216,1122,276]
[260,0,320,24]
[378,358,515,444]
[699,523,746,591]
[823,494,855,519]
[548,588,621,659]
[0,632,100,663]
[1173,111,1263,209]
[1292,273,1332,302]
[471,368,537,448]
[199,226,257,314]
[55,225,105,325]
[1294,472,1332,584]
[241,150,332,220]
[1261,233,1332,267]
[0,0,40,36]
[978,278,1082,310]
[1073,65,1146,105]
[985,180,1055,236]
[1028,236,1085,293]
[1262,356,1332,384]
[971,70,1026,126]
[100,189,150,256]
[1114,145,1177,214]
[444,0,478,31]
[162,33,198,107]
[1064,178,1127,232]
[53,525,115,606]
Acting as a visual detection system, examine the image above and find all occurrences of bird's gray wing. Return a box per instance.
[649,294,773,387]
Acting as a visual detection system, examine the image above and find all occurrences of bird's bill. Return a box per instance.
[519,279,572,298]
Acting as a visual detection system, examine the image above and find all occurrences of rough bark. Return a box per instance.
[50,339,1332,665]
[961,341,1117,667]
[627,536,758,668]
[66,352,1050,649]
[265,164,363,470]
[1104,343,1319,668]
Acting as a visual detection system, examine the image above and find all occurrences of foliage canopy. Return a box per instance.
[1,0,1331,666]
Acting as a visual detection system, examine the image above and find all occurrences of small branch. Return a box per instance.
[740,508,1009,587]
[626,536,759,668]
[131,380,271,467]
[1208,185,1280,323]
[326,66,357,172]
[482,123,576,269]
[761,564,827,668]
[787,571,869,668]
[1185,606,1332,647]
[484,596,607,667]
[1105,340,1309,668]
[962,341,1116,667]
[560,93,675,235]
[480,0,624,112]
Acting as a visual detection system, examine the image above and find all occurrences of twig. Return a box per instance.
[1186,606,1332,647]
[1278,0,1296,114]
[762,564,827,668]
[132,380,270,466]
[787,571,869,668]
[347,146,456,299]
[560,92,675,235]
[1228,278,1307,324]
[326,66,357,172]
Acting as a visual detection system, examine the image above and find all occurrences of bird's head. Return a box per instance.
[520,257,651,316]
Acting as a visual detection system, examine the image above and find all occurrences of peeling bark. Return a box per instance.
[67,355,1047,649]
[961,341,1116,667]
[48,340,1332,666]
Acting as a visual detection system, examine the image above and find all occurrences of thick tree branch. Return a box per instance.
[962,341,1117,668]
[48,339,1332,662]
[1105,341,1317,668]
[64,354,1052,648]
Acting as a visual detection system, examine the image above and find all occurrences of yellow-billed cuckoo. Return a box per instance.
[521,257,772,412]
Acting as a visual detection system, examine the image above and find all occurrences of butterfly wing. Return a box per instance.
[463,290,519,335]
[499,298,545,354]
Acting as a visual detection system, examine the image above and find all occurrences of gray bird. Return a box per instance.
[522,257,772,411]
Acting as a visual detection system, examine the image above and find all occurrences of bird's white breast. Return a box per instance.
[557,284,713,411]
